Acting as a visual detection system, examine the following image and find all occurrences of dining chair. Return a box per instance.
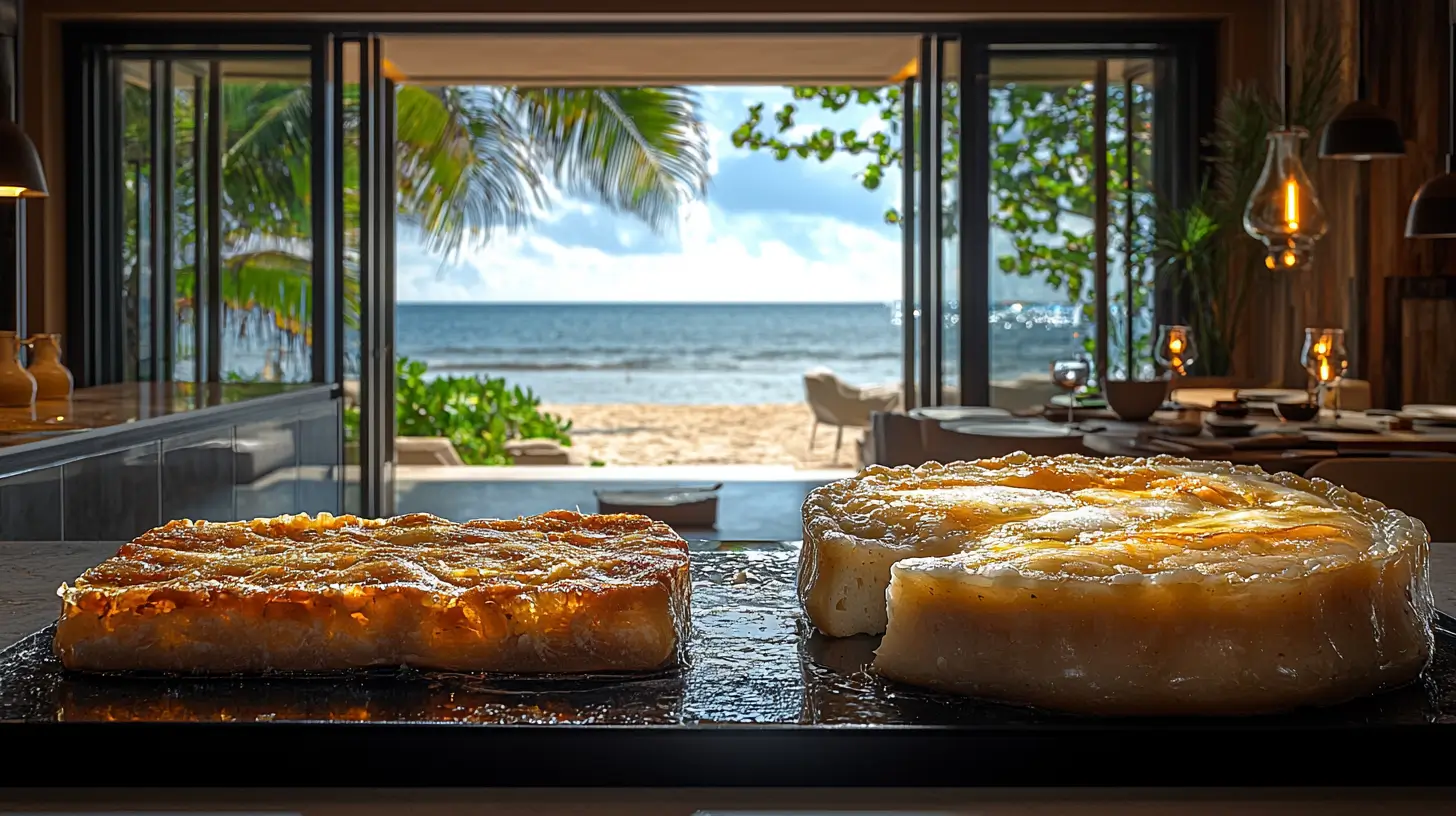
[1303,457,1456,542]
[868,411,929,468]
[804,369,901,462]
[1382,276,1456,409]
[920,420,1086,461]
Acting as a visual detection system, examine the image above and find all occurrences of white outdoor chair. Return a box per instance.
[804,368,901,463]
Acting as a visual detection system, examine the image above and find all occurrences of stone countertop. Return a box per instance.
[0,381,330,447]
[3,540,1454,649]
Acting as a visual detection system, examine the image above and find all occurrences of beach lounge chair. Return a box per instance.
[395,437,466,466]
[505,438,580,466]
[804,368,901,463]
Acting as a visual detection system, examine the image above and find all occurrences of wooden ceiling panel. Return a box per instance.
[380,34,921,85]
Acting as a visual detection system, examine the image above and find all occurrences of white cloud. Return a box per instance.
[391,85,1061,306]
[396,201,901,304]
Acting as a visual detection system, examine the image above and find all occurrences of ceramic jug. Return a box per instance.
[0,331,36,408]
[24,333,74,400]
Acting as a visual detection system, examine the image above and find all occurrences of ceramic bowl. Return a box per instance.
[1211,399,1250,418]
[1205,418,1256,437]
[1274,400,1320,423]
[1104,380,1169,422]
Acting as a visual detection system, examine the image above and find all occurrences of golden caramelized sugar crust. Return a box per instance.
[56,511,692,675]
[802,453,1435,714]
[806,453,1417,583]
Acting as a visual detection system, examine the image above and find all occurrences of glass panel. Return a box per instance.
[171,63,205,382]
[217,58,315,382]
[986,56,1102,411]
[940,40,961,404]
[108,51,313,385]
[341,40,363,516]
[1107,58,1158,381]
[118,60,152,383]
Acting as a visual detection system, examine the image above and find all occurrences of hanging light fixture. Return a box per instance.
[1245,0,1328,271]
[0,119,47,199]
[1407,0,1456,238]
[1320,0,1405,160]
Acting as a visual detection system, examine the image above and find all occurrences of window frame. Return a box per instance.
[62,19,1215,405]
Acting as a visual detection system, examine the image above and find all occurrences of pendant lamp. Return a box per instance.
[1320,0,1405,160]
[1245,0,1328,270]
[0,118,47,198]
[1407,0,1456,238]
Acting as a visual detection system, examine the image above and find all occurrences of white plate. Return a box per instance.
[1237,388,1308,403]
[908,406,1014,422]
[1403,404,1456,423]
[944,421,1082,438]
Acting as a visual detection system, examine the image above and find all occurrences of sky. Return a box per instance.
[394,86,1061,305]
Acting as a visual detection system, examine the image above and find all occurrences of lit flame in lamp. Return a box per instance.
[1318,357,1332,382]
[1168,335,1184,355]
[1284,178,1300,232]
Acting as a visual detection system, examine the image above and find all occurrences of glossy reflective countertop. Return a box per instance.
[0,382,328,448]
[2,546,1455,727]
[1,545,1455,788]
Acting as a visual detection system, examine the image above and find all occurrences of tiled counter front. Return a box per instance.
[0,396,342,542]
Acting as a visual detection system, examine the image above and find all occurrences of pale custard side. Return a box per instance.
[802,453,1433,714]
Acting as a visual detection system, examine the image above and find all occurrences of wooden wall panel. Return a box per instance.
[1229,0,1356,391]
[1239,0,1455,406]
[1398,299,1456,406]
[1363,0,1454,406]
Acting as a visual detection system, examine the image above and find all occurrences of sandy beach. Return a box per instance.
[541,403,859,469]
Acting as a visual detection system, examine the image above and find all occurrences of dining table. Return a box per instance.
[922,401,1456,474]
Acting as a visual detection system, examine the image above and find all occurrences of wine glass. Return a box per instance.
[1050,358,1090,424]
[1155,325,1197,378]
[1300,328,1349,423]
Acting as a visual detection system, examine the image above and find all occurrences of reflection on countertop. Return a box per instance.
[0,546,1454,730]
[0,382,325,448]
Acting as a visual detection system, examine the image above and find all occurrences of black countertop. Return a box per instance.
[0,381,336,470]
[0,543,1453,787]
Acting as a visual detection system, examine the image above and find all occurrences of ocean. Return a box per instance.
[395,302,1096,405]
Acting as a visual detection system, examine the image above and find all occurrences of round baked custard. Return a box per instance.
[800,454,1434,715]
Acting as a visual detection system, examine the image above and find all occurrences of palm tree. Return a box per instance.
[137,77,710,376]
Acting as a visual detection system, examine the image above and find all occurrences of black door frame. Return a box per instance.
[64,36,330,389]
[333,33,397,518]
[62,18,1214,510]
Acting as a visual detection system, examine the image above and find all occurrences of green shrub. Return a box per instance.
[344,356,572,465]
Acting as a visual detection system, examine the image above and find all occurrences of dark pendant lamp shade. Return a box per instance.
[0,118,47,198]
[1406,168,1456,238]
[1320,0,1404,160]
[1320,100,1406,159]
[1408,1,1456,237]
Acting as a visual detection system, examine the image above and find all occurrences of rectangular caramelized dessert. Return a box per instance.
[55,511,691,674]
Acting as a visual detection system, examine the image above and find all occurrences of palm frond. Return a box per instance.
[220,82,313,239]
[509,86,711,233]
[393,85,545,260]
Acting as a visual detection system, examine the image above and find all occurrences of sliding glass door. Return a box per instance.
[71,46,321,386]
[66,26,399,518]
[336,35,397,518]
[902,26,1207,410]
[899,33,968,409]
